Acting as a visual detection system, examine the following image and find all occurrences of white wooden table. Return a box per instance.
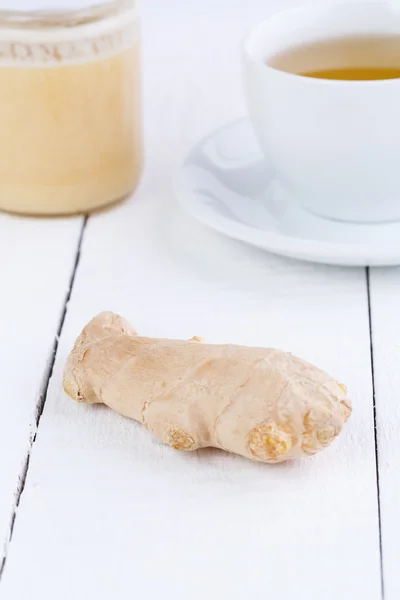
[0,1,397,598]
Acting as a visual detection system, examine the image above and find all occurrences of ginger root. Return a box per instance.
[63,312,351,463]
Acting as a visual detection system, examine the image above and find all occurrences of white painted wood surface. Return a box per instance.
[0,216,82,565]
[369,267,400,600]
[0,212,382,600]
[0,1,395,599]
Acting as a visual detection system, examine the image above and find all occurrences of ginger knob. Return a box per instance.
[63,312,351,463]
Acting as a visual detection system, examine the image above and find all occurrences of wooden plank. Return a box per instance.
[0,215,83,568]
[0,1,383,597]
[367,267,400,600]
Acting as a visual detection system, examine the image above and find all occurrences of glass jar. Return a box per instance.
[0,0,141,215]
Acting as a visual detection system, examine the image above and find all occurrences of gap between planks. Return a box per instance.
[366,266,385,600]
[0,216,88,581]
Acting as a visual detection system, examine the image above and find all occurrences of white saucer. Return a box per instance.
[176,119,400,266]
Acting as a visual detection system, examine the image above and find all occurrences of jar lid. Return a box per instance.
[0,0,136,50]
[0,0,115,11]
[0,1,134,28]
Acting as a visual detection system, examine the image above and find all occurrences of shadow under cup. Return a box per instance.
[243,2,400,224]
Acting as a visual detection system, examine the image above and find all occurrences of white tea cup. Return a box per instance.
[243,2,400,223]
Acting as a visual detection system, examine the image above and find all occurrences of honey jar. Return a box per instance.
[0,0,141,215]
